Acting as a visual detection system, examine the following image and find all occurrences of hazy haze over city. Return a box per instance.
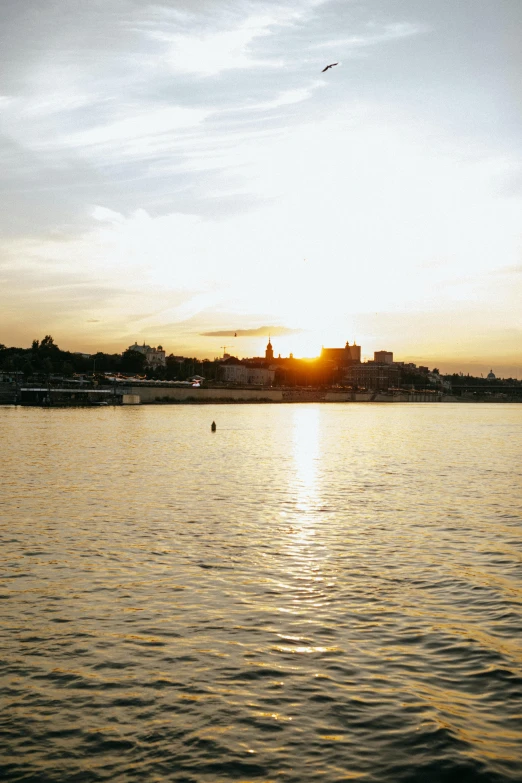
[1,0,521,375]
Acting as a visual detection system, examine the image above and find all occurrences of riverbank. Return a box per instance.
[140,389,444,403]
[3,381,521,405]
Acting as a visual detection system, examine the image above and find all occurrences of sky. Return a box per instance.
[1,0,521,376]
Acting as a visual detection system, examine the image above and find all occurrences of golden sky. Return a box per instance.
[1,0,521,376]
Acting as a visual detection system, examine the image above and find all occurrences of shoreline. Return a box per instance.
[3,383,521,406]
[3,397,521,408]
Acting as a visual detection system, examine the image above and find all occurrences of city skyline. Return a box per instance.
[1,1,521,377]
[1,331,519,380]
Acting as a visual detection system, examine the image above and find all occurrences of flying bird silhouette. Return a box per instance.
[322,62,338,72]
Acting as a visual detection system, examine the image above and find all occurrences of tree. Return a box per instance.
[22,360,34,377]
[91,352,110,373]
[36,335,60,362]
[166,354,182,380]
[121,349,147,374]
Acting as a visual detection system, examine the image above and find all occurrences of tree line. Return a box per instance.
[0,336,221,382]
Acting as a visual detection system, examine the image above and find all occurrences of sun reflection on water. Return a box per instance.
[2,406,521,781]
[291,406,321,517]
[279,407,328,599]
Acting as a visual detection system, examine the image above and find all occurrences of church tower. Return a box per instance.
[265,337,274,362]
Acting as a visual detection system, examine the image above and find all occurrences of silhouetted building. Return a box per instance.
[344,363,400,390]
[265,338,274,362]
[348,342,361,363]
[320,341,361,366]
[374,350,393,364]
[219,357,275,385]
[247,366,275,385]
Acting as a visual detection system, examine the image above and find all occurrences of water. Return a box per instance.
[1,403,521,782]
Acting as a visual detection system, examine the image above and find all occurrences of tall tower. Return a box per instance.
[265,336,274,362]
[348,341,361,364]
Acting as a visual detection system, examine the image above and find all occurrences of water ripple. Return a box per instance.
[1,404,521,782]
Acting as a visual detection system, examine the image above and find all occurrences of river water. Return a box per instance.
[1,403,521,782]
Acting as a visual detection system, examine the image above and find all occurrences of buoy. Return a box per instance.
[211,421,216,432]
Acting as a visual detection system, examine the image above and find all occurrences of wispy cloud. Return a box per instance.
[496,264,522,275]
[312,22,428,52]
[150,21,281,76]
[200,326,302,337]
[136,292,225,327]
[58,106,211,156]
[140,2,323,76]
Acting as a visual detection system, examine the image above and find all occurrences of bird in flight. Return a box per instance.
[322,62,338,72]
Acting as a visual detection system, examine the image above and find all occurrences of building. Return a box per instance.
[248,366,275,385]
[265,338,274,362]
[374,350,393,364]
[127,342,166,367]
[220,357,275,385]
[344,362,400,390]
[220,361,247,384]
[321,347,345,364]
[320,341,361,366]
[347,342,361,363]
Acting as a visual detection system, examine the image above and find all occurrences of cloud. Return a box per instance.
[200,326,303,337]
[0,0,432,225]
[141,3,323,76]
[92,206,127,225]
[57,106,210,159]
[130,292,225,328]
[153,21,280,77]
[228,86,320,114]
[497,264,522,275]
[312,22,427,52]
[2,0,521,362]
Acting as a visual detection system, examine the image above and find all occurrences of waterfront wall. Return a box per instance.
[0,383,15,404]
[2,382,514,406]
[122,394,141,405]
[325,391,442,402]
[129,386,443,404]
[129,386,284,403]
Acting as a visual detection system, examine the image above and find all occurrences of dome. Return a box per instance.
[487,369,496,380]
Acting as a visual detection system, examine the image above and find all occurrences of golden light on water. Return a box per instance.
[291,407,321,516]
[281,407,328,609]
[2,404,522,780]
